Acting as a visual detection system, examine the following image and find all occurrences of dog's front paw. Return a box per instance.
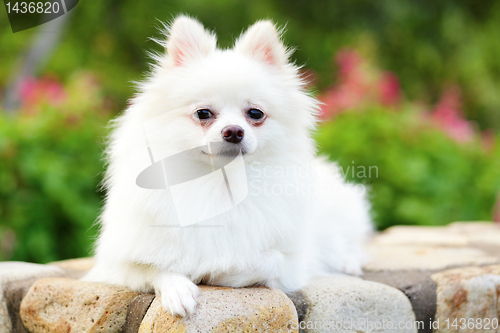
[154,273,199,317]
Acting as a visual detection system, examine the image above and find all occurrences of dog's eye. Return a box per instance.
[196,109,213,120]
[247,109,264,120]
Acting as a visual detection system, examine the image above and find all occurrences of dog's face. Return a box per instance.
[139,16,317,163]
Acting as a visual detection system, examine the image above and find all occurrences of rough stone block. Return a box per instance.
[370,222,500,248]
[365,245,498,271]
[138,286,298,333]
[0,262,66,333]
[48,257,95,278]
[297,276,418,333]
[364,222,500,271]
[20,278,138,333]
[431,265,500,333]
[363,270,437,333]
[121,294,155,333]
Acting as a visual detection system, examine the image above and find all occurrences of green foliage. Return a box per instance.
[0,75,110,263]
[316,108,500,230]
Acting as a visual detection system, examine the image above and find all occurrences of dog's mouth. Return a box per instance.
[201,149,245,158]
[201,142,246,158]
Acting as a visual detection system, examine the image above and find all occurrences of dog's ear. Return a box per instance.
[165,15,216,67]
[235,20,289,68]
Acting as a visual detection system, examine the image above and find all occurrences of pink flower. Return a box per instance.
[430,87,475,142]
[378,72,400,106]
[18,75,66,113]
[319,49,369,118]
[336,49,362,79]
[318,48,400,119]
[39,76,66,104]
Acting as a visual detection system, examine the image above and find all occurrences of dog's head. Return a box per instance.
[137,16,318,163]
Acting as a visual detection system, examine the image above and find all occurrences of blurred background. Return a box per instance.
[1,0,499,263]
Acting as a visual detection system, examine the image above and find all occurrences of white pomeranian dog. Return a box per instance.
[83,15,372,317]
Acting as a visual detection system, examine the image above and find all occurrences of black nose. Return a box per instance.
[222,125,244,144]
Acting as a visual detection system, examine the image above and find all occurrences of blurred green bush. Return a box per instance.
[316,107,500,230]
[0,73,109,262]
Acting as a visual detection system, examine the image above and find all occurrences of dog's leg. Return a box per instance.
[154,271,199,317]
[264,250,310,292]
[82,260,156,292]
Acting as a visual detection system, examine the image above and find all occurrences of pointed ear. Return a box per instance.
[234,20,290,68]
[165,15,217,67]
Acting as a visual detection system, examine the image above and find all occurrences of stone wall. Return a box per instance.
[1,222,499,333]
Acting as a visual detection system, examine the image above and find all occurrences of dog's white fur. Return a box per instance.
[83,16,372,316]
